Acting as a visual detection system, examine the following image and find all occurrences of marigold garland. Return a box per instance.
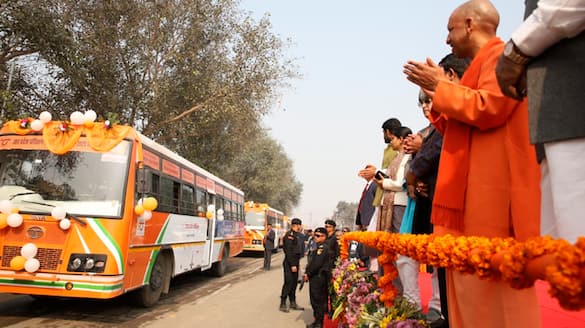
[545,237,585,310]
[341,231,585,311]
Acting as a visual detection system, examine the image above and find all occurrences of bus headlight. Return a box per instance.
[70,258,82,270]
[84,258,95,270]
[67,254,107,273]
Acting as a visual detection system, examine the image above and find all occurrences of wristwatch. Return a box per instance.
[503,39,531,65]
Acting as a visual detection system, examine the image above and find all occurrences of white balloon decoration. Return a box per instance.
[70,111,85,125]
[7,213,23,227]
[0,200,12,214]
[24,258,40,273]
[51,207,66,220]
[21,243,38,259]
[39,111,52,123]
[140,210,152,221]
[59,218,71,230]
[31,119,45,131]
[84,110,97,122]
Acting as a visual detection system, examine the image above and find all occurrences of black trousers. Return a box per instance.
[438,267,449,327]
[263,247,273,269]
[280,261,298,302]
[309,275,328,324]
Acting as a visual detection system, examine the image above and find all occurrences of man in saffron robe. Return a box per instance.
[403,1,542,327]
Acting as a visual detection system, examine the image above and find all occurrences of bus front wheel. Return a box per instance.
[134,252,169,307]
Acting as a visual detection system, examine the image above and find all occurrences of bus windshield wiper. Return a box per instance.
[18,200,87,226]
[9,192,40,200]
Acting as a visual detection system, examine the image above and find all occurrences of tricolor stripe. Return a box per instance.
[142,217,171,284]
[88,219,124,274]
[0,278,123,292]
[75,225,90,253]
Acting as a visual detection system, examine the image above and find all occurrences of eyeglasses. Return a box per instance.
[314,233,325,237]
[418,98,432,107]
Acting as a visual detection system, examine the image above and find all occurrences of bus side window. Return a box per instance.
[173,181,180,213]
[181,184,195,215]
[160,177,177,213]
[217,197,225,216]
[195,188,206,216]
[207,193,215,210]
[151,173,160,196]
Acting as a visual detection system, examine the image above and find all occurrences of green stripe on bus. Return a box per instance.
[93,219,125,274]
[155,218,170,244]
[0,279,123,291]
[144,248,160,284]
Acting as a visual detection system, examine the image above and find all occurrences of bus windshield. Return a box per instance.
[245,211,266,228]
[0,140,131,218]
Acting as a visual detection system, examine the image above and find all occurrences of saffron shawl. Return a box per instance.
[431,38,503,231]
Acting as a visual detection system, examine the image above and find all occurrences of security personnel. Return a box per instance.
[303,227,331,328]
[323,219,340,317]
[323,219,340,271]
[279,217,304,312]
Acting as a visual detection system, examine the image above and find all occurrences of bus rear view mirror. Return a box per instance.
[136,166,151,194]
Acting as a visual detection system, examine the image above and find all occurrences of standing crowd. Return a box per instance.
[271,1,584,327]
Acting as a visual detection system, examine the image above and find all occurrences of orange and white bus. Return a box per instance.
[0,117,245,306]
[243,201,289,253]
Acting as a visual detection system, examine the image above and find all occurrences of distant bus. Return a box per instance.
[0,118,245,306]
[243,202,288,253]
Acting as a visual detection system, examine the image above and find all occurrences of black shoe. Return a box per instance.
[279,303,289,313]
[289,302,304,311]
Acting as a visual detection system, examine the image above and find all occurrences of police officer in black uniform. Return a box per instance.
[323,219,340,270]
[303,227,331,328]
[279,217,305,312]
[323,219,339,317]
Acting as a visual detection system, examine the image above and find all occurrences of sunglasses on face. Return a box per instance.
[418,98,432,107]
[314,233,325,237]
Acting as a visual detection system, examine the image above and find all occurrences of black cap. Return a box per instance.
[315,227,327,234]
[291,218,302,225]
[324,219,336,227]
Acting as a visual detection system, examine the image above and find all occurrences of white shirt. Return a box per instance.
[512,0,585,57]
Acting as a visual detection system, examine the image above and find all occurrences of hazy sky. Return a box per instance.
[241,1,525,228]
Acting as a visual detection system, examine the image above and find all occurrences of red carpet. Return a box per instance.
[325,273,585,327]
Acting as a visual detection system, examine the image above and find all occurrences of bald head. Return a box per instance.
[454,0,499,34]
[446,0,499,58]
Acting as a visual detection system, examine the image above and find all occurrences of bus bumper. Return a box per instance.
[242,245,264,252]
[0,270,125,299]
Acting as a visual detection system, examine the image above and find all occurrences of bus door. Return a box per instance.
[201,194,216,270]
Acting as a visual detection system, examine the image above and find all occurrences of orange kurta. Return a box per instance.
[432,38,542,328]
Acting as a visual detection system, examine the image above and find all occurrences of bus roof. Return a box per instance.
[137,132,244,196]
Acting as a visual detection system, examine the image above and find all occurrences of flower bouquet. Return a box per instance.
[331,258,428,328]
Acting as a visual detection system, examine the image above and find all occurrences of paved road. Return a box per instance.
[144,253,313,328]
[0,253,308,327]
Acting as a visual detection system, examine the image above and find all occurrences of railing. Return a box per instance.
[340,231,585,311]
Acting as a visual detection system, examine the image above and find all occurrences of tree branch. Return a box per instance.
[160,88,229,124]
